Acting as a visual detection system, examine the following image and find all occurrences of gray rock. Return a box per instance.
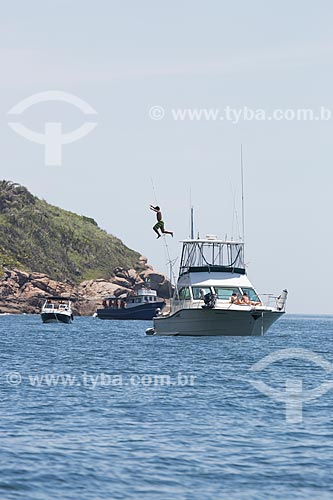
[0,258,173,315]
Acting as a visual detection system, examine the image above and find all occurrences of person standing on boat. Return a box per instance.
[150,205,173,238]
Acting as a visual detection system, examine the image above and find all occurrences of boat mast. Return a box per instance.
[241,144,245,260]
[189,188,194,240]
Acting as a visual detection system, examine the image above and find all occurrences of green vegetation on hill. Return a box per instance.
[0,180,143,282]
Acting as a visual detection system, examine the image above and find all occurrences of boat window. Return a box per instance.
[191,287,211,300]
[178,287,191,300]
[241,288,260,302]
[214,287,240,300]
[135,298,142,303]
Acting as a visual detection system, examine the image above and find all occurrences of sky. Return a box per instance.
[1,0,333,314]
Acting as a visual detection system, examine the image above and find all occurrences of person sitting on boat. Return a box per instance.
[230,292,241,305]
[150,205,173,239]
[241,292,262,306]
[241,292,251,305]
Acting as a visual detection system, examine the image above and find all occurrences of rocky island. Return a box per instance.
[0,181,171,315]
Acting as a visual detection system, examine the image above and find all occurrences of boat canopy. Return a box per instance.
[179,239,245,276]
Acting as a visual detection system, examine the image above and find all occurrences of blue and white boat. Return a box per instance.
[96,287,166,320]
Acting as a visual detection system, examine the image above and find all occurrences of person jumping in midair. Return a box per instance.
[150,205,173,239]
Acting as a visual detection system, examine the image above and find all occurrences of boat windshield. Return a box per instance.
[43,300,70,310]
[191,286,211,299]
[213,287,241,300]
[240,288,261,302]
[177,287,191,300]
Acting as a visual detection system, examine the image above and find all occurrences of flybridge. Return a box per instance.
[179,238,245,276]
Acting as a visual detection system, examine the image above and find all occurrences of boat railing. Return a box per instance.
[258,294,286,310]
[168,294,285,315]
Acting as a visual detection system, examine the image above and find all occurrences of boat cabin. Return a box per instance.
[102,288,161,310]
[174,238,263,306]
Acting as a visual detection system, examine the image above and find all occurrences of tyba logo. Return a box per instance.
[8,91,98,166]
[248,348,333,424]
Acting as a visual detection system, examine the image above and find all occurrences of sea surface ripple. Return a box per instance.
[1,314,333,499]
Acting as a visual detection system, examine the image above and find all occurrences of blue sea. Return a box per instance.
[1,314,333,500]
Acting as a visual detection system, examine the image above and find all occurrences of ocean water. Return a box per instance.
[1,314,333,500]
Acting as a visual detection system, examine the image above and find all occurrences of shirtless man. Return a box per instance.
[230,292,241,305]
[150,205,173,238]
[241,292,251,305]
[241,292,262,306]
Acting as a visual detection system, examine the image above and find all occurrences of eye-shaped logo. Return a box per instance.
[249,348,333,423]
[8,91,98,166]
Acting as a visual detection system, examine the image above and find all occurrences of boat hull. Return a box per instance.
[152,308,284,336]
[41,312,73,324]
[96,301,165,320]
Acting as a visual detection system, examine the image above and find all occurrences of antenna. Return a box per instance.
[241,144,245,246]
[230,178,241,241]
[189,189,194,239]
[240,144,245,266]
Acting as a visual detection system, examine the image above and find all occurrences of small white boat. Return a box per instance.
[147,236,287,336]
[41,297,74,324]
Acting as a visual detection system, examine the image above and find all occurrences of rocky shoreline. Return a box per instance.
[0,256,172,316]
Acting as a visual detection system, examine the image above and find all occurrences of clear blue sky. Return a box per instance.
[1,1,333,313]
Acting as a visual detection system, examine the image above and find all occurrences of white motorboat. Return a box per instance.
[147,236,287,336]
[41,296,74,324]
